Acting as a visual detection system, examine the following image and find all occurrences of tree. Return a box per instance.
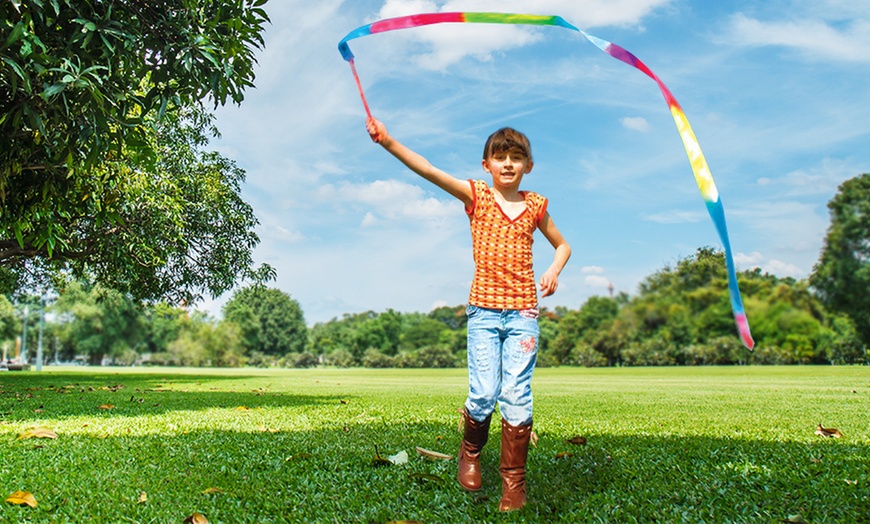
[0,294,19,344]
[53,281,146,364]
[143,302,191,355]
[223,286,307,357]
[428,305,467,330]
[550,296,620,365]
[810,174,870,344]
[350,309,402,358]
[2,0,268,182]
[400,316,450,352]
[1,1,270,301]
[153,311,246,367]
[309,316,355,356]
[2,100,269,303]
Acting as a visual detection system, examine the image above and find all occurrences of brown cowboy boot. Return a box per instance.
[458,410,491,491]
[498,418,532,512]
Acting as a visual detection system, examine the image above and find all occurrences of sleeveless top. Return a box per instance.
[465,179,548,310]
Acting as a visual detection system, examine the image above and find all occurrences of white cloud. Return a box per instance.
[732,252,806,279]
[584,275,611,288]
[734,251,764,267]
[725,13,870,63]
[754,158,858,197]
[430,299,450,310]
[642,210,706,224]
[763,259,804,278]
[361,212,380,228]
[317,179,462,224]
[581,265,605,274]
[373,0,676,69]
[441,0,674,27]
[620,116,651,132]
[262,225,306,244]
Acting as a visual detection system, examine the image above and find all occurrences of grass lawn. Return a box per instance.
[1,366,868,523]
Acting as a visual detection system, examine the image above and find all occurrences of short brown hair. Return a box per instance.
[482,127,532,162]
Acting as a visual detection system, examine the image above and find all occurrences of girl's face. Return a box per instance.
[482,150,533,190]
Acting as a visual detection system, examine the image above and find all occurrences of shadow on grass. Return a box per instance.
[1,408,868,523]
[0,371,345,421]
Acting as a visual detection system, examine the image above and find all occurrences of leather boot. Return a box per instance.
[498,418,532,512]
[458,410,491,491]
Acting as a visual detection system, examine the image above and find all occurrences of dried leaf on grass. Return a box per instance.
[201,488,224,495]
[372,446,392,466]
[18,426,57,439]
[815,423,842,438]
[554,452,575,460]
[184,512,209,524]
[780,514,809,524]
[137,492,148,504]
[6,490,37,508]
[566,435,587,446]
[388,450,409,465]
[415,446,452,461]
[409,473,443,484]
[98,404,115,410]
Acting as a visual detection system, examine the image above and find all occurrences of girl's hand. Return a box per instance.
[366,117,387,144]
[539,269,559,297]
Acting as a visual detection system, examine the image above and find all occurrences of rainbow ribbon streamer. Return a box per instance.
[339,12,754,350]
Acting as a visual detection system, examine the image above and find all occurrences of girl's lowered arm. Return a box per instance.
[538,212,571,297]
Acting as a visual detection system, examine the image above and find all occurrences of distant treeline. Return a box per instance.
[3,248,866,368]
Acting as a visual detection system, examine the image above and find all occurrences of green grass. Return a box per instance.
[1,366,868,523]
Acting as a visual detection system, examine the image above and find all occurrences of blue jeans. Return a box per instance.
[464,305,539,426]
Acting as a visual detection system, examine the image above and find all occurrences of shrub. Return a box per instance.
[569,342,608,367]
[362,349,395,368]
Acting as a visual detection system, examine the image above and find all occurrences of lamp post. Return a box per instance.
[36,295,45,371]
[21,306,29,365]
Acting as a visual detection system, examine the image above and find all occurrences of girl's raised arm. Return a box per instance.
[367,117,473,206]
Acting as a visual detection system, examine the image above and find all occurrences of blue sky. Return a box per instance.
[209,0,870,325]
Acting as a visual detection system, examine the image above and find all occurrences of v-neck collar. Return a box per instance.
[490,187,528,223]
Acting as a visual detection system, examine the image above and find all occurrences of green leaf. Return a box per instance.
[42,82,66,98]
[13,222,25,248]
[1,57,30,91]
[3,22,25,48]
[198,49,220,68]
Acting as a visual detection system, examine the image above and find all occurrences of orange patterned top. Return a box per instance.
[465,179,548,310]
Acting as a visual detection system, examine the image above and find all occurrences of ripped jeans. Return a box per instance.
[464,305,539,426]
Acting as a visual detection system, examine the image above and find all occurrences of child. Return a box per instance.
[366,117,571,512]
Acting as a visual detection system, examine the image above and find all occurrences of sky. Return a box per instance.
[207,0,870,325]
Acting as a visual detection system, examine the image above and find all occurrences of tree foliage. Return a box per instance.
[0,294,19,342]
[8,106,265,302]
[1,0,268,181]
[810,173,870,343]
[1,0,270,302]
[53,281,145,365]
[223,286,307,357]
[18,245,868,368]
